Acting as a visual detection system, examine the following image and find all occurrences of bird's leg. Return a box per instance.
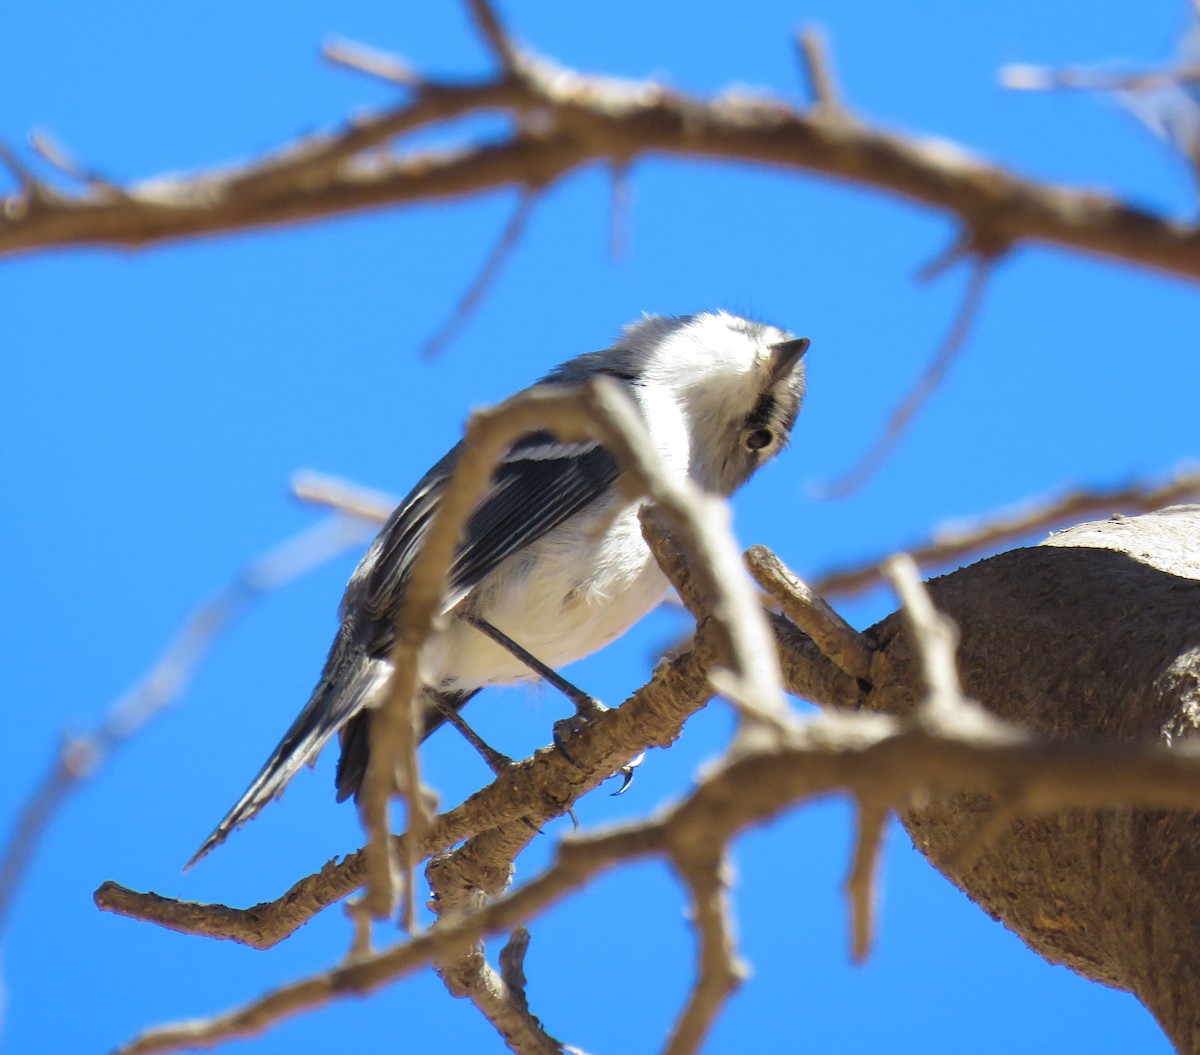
[433,695,514,775]
[434,698,547,834]
[460,613,606,721]
[460,614,642,793]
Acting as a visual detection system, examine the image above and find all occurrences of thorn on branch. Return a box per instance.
[820,256,993,499]
[322,38,422,88]
[421,190,537,359]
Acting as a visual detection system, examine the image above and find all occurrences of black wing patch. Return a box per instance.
[358,431,620,622]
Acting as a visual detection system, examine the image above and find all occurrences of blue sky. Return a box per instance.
[2,2,1196,1053]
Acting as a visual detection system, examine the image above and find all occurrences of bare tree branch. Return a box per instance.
[812,466,1200,599]
[794,27,846,115]
[663,850,745,1055]
[110,704,1200,1055]
[3,36,1199,285]
[420,189,537,358]
[94,630,728,947]
[745,545,874,681]
[290,469,396,522]
[1001,62,1200,93]
[465,0,522,72]
[821,259,992,497]
[844,799,889,963]
[322,38,422,87]
[0,514,370,932]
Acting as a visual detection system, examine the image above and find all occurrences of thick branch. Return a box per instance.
[2,49,1198,283]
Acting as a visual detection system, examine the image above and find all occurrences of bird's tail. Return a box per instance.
[331,686,478,804]
[186,627,389,869]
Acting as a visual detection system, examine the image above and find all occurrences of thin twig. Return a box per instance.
[821,259,992,498]
[29,130,120,192]
[882,554,1011,740]
[609,163,631,260]
[845,799,889,963]
[1001,62,1200,93]
[465,0,520,71]
[744,545,874,681]
[882,555,962,708]
[0,143,45,197]
[290,469,396,522]
[421,190,537,359]
[664,851,745,1055]
[497,927,533,1011]
[0,514,371,931]
[795,27,845,113]
[322,38,422,87]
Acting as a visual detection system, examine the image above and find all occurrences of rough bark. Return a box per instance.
[864,505,1200,1052]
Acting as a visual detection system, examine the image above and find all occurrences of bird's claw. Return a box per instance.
[611,752,645,796]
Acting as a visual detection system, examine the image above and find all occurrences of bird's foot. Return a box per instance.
[552,696,609,766]
[611,752,645,796]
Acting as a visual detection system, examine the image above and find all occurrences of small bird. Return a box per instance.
[190,311,808,864]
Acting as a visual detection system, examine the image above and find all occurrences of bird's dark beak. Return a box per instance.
[767,337,810,385]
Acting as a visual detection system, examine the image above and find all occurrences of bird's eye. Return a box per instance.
[745,428,773,451]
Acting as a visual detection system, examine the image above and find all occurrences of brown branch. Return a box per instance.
[745,545,874,681]
[795,27,846,114]
[94,629,728,947]
[465,0,521,72]
[111,703,1200,1055]
[0,514,370,932]
[811,466,1200,599]
[663,850,745,1055]
[821,259,992,498]
[844,799,889,963]
[430,850,567,1054]
[3,40,1199,285]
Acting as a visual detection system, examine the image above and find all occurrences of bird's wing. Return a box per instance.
[188,430,621,865]
[357,431,621,624]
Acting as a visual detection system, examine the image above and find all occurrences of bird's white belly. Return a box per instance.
[420,499,668,691]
